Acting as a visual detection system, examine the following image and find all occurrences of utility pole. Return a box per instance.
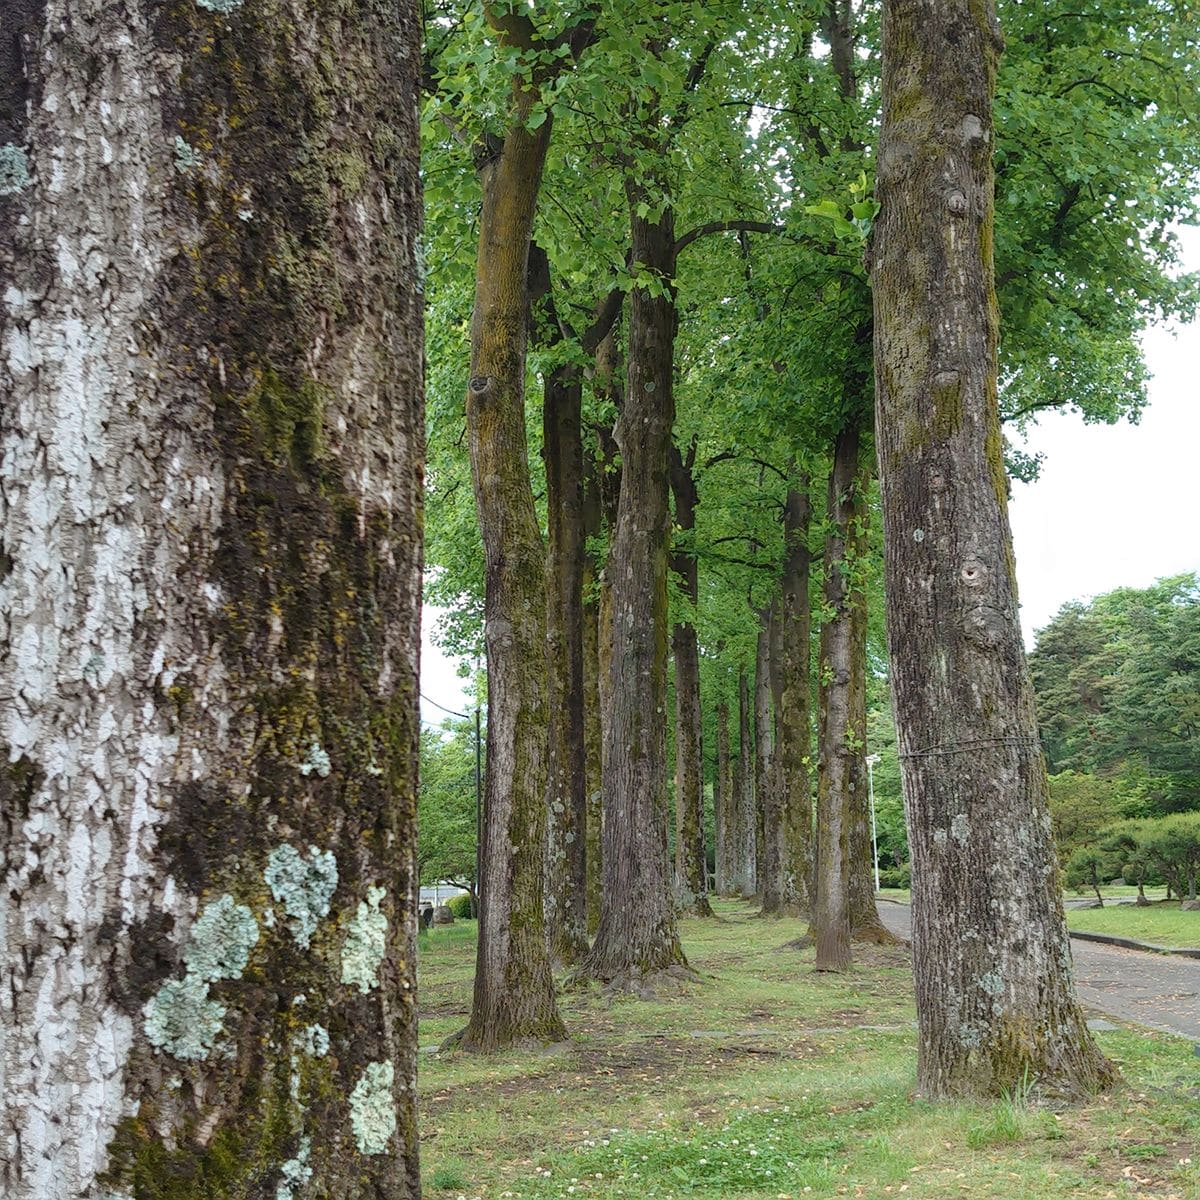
[472,700,482,916]
[866,752,881,894]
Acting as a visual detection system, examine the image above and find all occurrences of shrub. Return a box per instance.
[879,863,911,889]
[446,891,475,919]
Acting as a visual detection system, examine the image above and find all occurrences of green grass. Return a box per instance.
[1065,899,1200,948]
[418,899,1200,1199]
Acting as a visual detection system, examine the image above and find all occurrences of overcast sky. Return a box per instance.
[420,230,1200,724]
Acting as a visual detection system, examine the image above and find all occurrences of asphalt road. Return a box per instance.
[877,902,1200,1041]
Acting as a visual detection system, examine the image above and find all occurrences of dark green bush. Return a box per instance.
[446,891,475,919]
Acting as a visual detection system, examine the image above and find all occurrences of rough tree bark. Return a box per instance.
[714,698,732,894]
[812,422,867,971]
[579,177,690,991]
[669,442,714,916]
[731,667,758,896]
[534,250,590,967]
[837,450,896,944]
[582,443,605,935]
[872,0,1114,1096]
[459,8,582,1050]
[585,346,623,935]
[764,483,814,915]
[752,609,775,904]
[0,2,423,1196]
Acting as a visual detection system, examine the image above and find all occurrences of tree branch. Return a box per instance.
[675,220,792,257]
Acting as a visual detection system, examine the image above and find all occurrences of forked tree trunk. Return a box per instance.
[872,0,1113,1096]
[732,667,758,895]
[580,184,689,990]
[460,28,565,1050]
[0,2,423,1195]
[812,421,868,971]
[670,443,714,916]
[765,483,814,915]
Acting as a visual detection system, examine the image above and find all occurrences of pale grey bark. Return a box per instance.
[1,1,423,1195]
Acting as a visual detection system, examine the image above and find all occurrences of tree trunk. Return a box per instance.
[841,459,899,945]
[715,698,733,895]
[812,424,865,972]
[0,3,423,1195]
[582,451,605,935]
[752,610,775,901]
[873,0,1113,1096]
[781,484,816,914]
[766,483,814,915]
[758,603,788,914]
[460,30,564,1050]
[733,667,758,896]
[580,184,689,990]
[538,264,590,966]
[670,444,714,916]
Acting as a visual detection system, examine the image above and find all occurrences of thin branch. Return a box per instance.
[675,220,793,257]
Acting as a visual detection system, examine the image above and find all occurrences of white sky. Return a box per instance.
[1009,225,1200,646]
[421,229,1200,719]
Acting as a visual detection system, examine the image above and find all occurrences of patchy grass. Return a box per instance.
[418,899,1200,1199]
[1066,900,1200,948]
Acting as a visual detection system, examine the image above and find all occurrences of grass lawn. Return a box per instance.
[1065,900,1200,949]
[417,900,1199,1200]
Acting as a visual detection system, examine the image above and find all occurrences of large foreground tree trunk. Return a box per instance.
[872,0,1113,1097]
[670,443,714,916]
[812,423,865,971]
[0,2,423,1195]
[460,15,566,1050]
[765,483,814,915]
[580,185,689,990]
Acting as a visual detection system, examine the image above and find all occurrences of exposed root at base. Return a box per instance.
[569,962,703,999]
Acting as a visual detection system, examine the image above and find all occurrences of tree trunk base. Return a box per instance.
[445,1011,569,1055]
[852,918,903,946]
[677,896,716,918]
[569,961,702,999]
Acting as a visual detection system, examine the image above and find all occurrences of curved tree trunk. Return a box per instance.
[0,2,423,1195]
[580,184,689,990]
[873,0,1113,1097]
[766,483,814,915]
[670,443,714,916]
[460,28,564,1050]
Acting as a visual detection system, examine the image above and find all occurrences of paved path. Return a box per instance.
[877,902,1200,1041]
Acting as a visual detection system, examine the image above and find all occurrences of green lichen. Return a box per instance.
[349,1060,395,1154]
[144,975,225,1061]
[265,844,338,948]
[0,144,31,195]
[341,886,387,994]
[144,894,259,1060]
[299,742,331,778]
[184,894,260,981]
[275,1136,312,1200]
[173,136,203,174]
[301,1023,330,1057]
